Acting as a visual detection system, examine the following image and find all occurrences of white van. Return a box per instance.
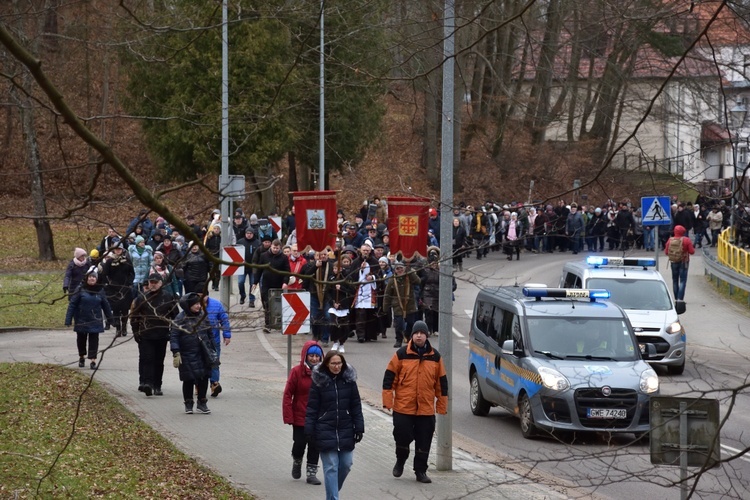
[560,256,686,375]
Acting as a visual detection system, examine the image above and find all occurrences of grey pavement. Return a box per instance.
[0,302,571,500]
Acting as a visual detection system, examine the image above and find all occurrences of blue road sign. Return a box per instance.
[641,196,672,226]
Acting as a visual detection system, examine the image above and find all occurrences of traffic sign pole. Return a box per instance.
[642,196,672,272]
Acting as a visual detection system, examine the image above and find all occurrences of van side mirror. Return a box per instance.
[502,339,523,357]
[640,343,657,360]
[674,300,686,315]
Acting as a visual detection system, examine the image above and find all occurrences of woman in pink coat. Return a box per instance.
[283,340,323,485]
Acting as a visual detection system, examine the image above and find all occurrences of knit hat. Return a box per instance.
[135,235,145,244]
[85,265,98,278]
[411,320,429,335]
[307,345,323,358]
[89,249,100,259]
[250,214,259,223]
[379,256,389,265]
[74,248,87,259]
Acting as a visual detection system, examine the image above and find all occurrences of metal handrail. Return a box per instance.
[716,228,750,277]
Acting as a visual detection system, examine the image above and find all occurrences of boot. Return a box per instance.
[306,464,321,485]
[292,458,303,479]
[392,459,406,477]
[415,471,432,483]
[196,399,211,414]
[184,399,194,414]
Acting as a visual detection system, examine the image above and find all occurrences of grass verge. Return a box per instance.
[0,273,68,329]
[0,362,252,499]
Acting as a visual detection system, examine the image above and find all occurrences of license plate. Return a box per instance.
[587,408,627,419]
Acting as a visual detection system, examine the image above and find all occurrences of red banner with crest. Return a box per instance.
[292,191,338,252]
[386,196,429,259]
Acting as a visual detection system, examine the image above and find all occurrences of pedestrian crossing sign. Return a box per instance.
[641,196,671,226]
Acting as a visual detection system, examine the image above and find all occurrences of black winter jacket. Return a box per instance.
[258,250,291,291]
[181,250,210,284]
[131,288,178,340]
[305,364,365,452]
[170,300,216,382]
[65,283,113,333]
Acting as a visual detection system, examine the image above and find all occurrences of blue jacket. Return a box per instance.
[65,284,113,333]
[305,364,364,452]
[204,297,231,344]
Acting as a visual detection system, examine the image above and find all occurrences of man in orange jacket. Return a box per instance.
[382,320,448,484]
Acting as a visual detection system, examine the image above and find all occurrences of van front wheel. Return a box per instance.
[470,372,491,416]
[519,393,538,439]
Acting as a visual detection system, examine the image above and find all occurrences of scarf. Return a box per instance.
[508,222,517,241]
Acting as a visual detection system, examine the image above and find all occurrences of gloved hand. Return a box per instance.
[354,432,363,443]
[63,287,68,294]
[173,353,181,368]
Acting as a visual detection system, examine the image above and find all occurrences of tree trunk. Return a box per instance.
[18,82,56,261]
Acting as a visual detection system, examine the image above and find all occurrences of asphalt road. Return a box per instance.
[322,247,750,499]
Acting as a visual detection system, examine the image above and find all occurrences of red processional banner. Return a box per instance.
[386,196,430,259]
[292,191,338,252]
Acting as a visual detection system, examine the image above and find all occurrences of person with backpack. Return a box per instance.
[664,225,695,301]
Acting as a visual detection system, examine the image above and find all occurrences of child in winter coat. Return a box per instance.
[282,341,323,485]
[65,267,113,369]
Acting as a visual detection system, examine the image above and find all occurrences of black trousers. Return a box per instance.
[139,338,168,389]
[292,424,319,465]
[392,411,436,474]
[76,331,100,359]
[182,377,209,402]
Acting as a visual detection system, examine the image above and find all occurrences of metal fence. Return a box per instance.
[705,228,750,306]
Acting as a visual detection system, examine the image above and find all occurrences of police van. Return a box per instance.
[559,257,686,375]
[468,287,658,439]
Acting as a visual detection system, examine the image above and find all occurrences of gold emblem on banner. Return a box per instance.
[398,215,419,236]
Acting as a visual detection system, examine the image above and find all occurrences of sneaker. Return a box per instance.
[331,342,340,351]
[393,341,402,348]
[338,345,345,354]
[415,472,432,483]
[184,401,194,414]
[78,358,85,368]
[138,385,145,392]
[90,361,97,370]
[211,382,222,398]
[262,326,270,333]
[196,401,211,414]
[239,298,245,305]
[143,384,153,397]
[153,388,164,396]
[248,300,255,308]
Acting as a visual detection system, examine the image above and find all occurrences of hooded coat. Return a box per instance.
[664,225,695,263]
[305,362,365,452]
[283,340,321,426]
[170,295,216,382]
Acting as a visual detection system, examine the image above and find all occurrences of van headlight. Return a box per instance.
[666,321,683,334]
[538,366,570,391]
[640,368,659,393]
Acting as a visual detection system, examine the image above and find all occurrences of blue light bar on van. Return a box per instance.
[586,256,656,268]
[523,287,610,301]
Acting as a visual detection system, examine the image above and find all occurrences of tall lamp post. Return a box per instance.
[729,99,747,235]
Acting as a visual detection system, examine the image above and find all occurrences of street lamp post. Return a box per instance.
[729,100,747,235]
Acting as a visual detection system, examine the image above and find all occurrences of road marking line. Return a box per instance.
[721,444,750,463]
[452,327,464,338]
[464,309,473,318]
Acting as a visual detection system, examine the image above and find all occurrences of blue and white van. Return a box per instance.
[468,287,658,439]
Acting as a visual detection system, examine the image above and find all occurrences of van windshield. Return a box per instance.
[586,278,672,311]
[527,317,639,361]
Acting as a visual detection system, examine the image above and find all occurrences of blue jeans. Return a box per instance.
[237,273,255,302]
[320,450,353,500]
[670,261,689,301]
[643,227,654,250]
[210,340,222,383]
